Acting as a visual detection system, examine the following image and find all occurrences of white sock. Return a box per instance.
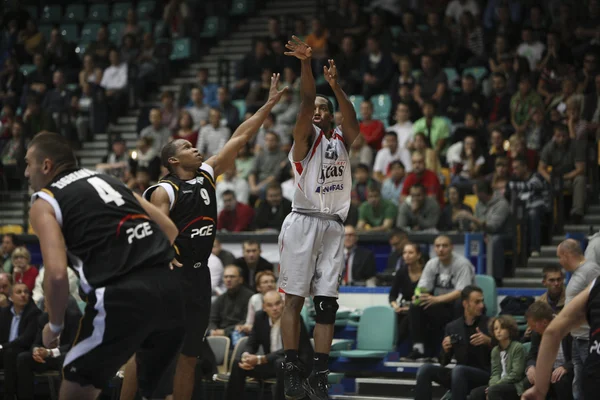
[413,343,424,354]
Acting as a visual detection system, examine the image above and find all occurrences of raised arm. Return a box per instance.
[206,73,287,177]
[323,59,360,146]
[285,36,316,161]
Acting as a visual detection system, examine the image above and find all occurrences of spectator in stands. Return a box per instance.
[412,100,449,157]
[217,190,254,233]
[216,164,249,214]
[447,75,485,124]
[15,20,44,63]
[44,27,73,72]
[413,54,449,113]
[511,75,544,134]
[405,235,475,361]
[235,144,255,181]
[163,0,191,38]
[357,185,397,232]
[484,129,508,176]
[270,91,298,144]
[415,285,491,400]
[447,134,485,187]
[186,86,210,130]
[1,234,18,273]
[381,161,405,206]
[359,100,385,150]
[422,12,452,68]
[159,91,179,132]
[413,132,441,175]
[388,102,414,150]
[373,131,412,182]
[134,33,157,101]
[385,229,409,274]
[253,183,291,232]
[0,273,12,308]
[445,0,480,25]
[100,49,129,125]
[140,108,171,153]
[537,265,566,313]
[11,247,37,293]
[128,167,152,195]
[487,156,510,196]
[458,180,512,286]
[20,95,55,138]
[119,34,139,65]
[348,135,373,171]
[255,113,289,154]
[333,35,361,96]
[237,271,277,334]
[455,11,485,67]
[87,25,114,70]
[517,26,546,71]
[225,290,312,400]
[485,72,512,133]
[41,70,72,128]
[522,107,549,154]
[538,124,586,222]
[208,264,253,336]
[524,301,573,400]
[246,68,274,109]
[341,225,377,286]
[582,69,600,123]
[0,121,25,189]
[397,184,441,232]
[196,108,230,158]
[233,38,274,100]
[95,137,130,182]
[566,97,588,141]
[389,242,424,344]
[16,297,81,400]
[557,238,600,399]
[169,108,197,145]
[401,151,444,206]
[32,265,81,306]
[22,53,51,102]
[122,9,143,41]
[212,238,236,268]
[234,241,274,289]
[72,82,93,143]
[360,36,394,99]
[0,282,41,398]
[368,11,394,51]
[452,109,486,146]
[129,137,160,180]
[468,316,526,400]
[0,57,24,110]
[438,185,473,231]
[507,156,551,257]
[248,132,286,197]
[216,86,240,130]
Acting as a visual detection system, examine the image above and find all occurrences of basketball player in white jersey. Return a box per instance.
[280,36,360,400]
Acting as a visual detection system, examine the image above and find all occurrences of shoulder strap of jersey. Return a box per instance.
[143,178,179,210]
[198,164,216,189]
[31,188,64,227]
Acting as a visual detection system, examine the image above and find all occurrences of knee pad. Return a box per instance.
[313,296,339,324]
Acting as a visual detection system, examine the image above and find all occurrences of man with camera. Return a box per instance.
[414,286,492,400]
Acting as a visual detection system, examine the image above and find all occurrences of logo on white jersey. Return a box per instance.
[324,142,338,160]
[126,222,153,244]
[196,176,204,184]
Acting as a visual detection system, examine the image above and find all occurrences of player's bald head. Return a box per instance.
[557,239,583,256]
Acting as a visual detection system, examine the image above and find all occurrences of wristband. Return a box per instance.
[49,322,64,334]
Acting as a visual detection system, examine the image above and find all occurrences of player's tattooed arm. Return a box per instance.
[323,59,360,146]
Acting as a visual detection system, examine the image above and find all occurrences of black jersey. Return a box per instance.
[143,164,217,267]
[31,168,173,294]
[586,277,600,374]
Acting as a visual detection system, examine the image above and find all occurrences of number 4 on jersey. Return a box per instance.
[88,177,125,206]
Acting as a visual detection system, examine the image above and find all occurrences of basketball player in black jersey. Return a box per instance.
[522,277,600,400]
[25,132,185,400]
[117,73,288,400]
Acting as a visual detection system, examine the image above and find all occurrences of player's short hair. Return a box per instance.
[525,301,554,322]
[28,132,78,171]
[160,140,180,172]
[243,239,261,250]
[461,285,483,302]
[316,95,334,114]
[542,265,564,279]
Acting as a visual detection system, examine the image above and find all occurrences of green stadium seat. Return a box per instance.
[88,4,110,21]
[26,6,39,20]
[230,0,255,16]
[463,66,488,84]
[19,64,37,77]
[108,22,125,43]
[75,43,89,58]
[443,67,459,89]
[39,25,54,41]
[200,17,226,38]
[137,1,155,20]
[112,2,133,20]
[232,100,246,118]
[139,20,153,34]
[60,24,79,42]
[349,95,364,116]
[170,37,191,60]
[64,4,86,22]
[328,372,344,385]
[329,339,353,357]
[338,306,396,359]
[80,23,101,43]
[66,83,79,92]
[372,94,392,121]
[40,5,63,24]
[475,275,498,317]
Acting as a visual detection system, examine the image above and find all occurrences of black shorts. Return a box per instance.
[63,265,185,396]
[177,259,212,357]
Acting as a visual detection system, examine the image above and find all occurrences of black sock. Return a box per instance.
[285,349,298,363]
[313,352,329,372]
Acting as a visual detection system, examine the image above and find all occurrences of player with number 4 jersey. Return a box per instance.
[135,73,288,400]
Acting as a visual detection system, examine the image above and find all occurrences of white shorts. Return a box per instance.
[278,212,344,298]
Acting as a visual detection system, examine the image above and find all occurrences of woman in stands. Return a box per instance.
[413,132,441,175]
[171,110,198,146]
[437,185,473,231]
[487,156,510,196]
[236,270,278,334]
[11,246,38,292]
[389,242,426,346]
[469,315,527,400]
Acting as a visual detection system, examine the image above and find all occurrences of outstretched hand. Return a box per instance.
[284,35,312,60]
[268,73,288,103]
[323,59,339,88]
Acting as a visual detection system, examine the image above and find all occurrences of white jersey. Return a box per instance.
[290,125,351,220]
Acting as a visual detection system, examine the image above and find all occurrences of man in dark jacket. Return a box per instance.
[524,301,573,400]
[16,297,82,400]
[414,285,492,400]
[341,225,377,286]
[226,290,313,400]
[234,240,274,289]
[0,283,42,398]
